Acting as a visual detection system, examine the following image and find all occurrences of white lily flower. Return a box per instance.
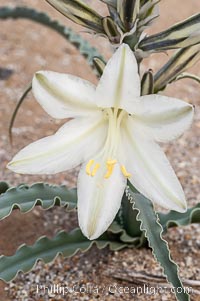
[7,44,194,240]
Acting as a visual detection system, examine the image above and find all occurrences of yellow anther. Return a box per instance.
[86,159,94,176]
[121,165,131,178]
[107,159,117,165]
[104,165,114,179]
[91,163,100,177]
[104,160,117,179]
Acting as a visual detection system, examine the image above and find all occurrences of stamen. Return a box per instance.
[121,165,131,178]
[107,159,117,165]
[91,163,100,177]
[104,160,117,179]
[86,159,94,176]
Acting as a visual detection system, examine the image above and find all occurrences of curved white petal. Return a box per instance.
[8,116,107,174]
[126,94,194,142]
[95,44,140,110]
[119,118,187,212]
[78,160,126,240]
[32,71,98,119]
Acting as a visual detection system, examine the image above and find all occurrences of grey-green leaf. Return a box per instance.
[154,44,200,92]
[0,228,125,282]
[159,203,200,233]
[0,182,10,195]
[138,13,200,53]
[46,0,104,33]
[109,221,141,244]
[0,183,77,220]
[126,183,190,301]
[117,194,142,239]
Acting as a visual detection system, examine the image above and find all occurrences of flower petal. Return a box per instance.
[125,94,194,142]
[95,44,140,110]
[120,118,187,212]
[32,71,98,119]
[8,116,107,174]
[78,160,126,240]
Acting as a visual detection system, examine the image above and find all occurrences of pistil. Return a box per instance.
[85,108,131,179]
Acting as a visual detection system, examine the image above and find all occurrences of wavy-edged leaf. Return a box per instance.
[0,228,126,282]
[138,13,200,53]
[154,44,200,92]
[159,203,200,233]
[126,183,189,301]
[0,6,104,67]
[109,221,141,244]
[0,182,10,195]
[46,0,104,33]
[116,193,142,239]
[0,183,77,220]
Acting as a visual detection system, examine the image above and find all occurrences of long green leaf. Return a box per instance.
[0,180,141,245]
[0,6,104,67]
[159,203,200,233]
[0,183,77,220]
[138,13,200,52]
[0,228,126,282]
[154,44,200,92]
[126,183,189,301]
[46,0,104,33]
[117,194,142,239]
[109,221,141,244]
[120,196,200,245]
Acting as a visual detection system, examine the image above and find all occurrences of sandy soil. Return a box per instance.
[0,0,200,300]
